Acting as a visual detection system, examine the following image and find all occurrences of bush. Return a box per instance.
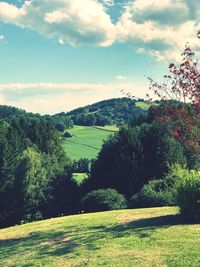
[81,188,127,213]
[63,131,73,138]
[130,179,177,208]
[55,123,65,132]
[130,164,192,208]
[177,172,200,222]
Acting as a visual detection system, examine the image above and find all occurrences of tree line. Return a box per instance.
[0,113,79,228]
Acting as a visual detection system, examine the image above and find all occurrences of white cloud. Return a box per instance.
[0,34,4,40]
[116,0,200,61]
[101,0,115,7]
[0,81,148,114]
[0,0,199,61]
[136,48,145,54]
[0,0,116,47]
[58,38,64,45]
[115,75,127,80]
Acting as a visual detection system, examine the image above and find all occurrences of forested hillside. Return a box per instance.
[0,98,149,133]
[63,98,149,127]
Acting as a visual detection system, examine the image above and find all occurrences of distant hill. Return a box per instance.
[0,97,150,131]
[0,105,73,131]
[61,97,149,127]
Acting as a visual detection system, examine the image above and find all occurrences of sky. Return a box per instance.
[0,0,199,114]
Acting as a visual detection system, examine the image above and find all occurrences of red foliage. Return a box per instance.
[147,36,200,160]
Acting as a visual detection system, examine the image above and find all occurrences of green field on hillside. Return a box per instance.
[0,207,199,267]
[135,101,149,110]
[63,125,118,160]
[72,173,88,185]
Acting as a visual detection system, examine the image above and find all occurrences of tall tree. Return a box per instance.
[16,148,47,222]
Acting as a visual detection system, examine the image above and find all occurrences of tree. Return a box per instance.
[55,122,65,132]
[83,123,186,198]
[44,172,80,218]
[72,158,90,173]
[81,188,127,213]
[16,148,47,222]
[0,120,25,227]
[147,34,200,160]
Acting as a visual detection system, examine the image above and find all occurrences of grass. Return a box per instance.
[63,125,117,160]
[135,101,149,110]
[93,125,119,132]
[72,173,88,185]
[0,207,199,267]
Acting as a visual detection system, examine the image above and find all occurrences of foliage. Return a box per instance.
[66,98,148,127]
[176,169,200,222]
[15,148,47,222]
[45,114,73,131]
[81,188,127,212]
[43,172,80,218]
[148,43,200,160]
[0,105,26,121]
[54,122,65,132]
[84,123,186,198]
[130,178,177,208]
[72,158,90,173]
[0,108,74,228]
[63,131,73,138]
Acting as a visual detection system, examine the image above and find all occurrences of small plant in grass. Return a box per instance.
[81,188,127,212]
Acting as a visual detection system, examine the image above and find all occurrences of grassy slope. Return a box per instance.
[63,125,118,160]
[135,101,149,110]
[0,207,200,267]
[72,173,88,185]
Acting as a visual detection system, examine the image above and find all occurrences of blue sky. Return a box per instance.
[0,0,199,114]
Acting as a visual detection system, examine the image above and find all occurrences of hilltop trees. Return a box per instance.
[67,98,148,127]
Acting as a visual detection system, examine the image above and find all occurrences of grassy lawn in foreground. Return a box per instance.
[63,125,117,160]
[0,207,199,267]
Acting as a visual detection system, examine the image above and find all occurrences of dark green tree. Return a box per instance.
[83,123,186,198]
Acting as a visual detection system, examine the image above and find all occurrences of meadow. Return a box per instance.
[135,101,149,110]
[72,173,88,185]
[63,125,118,160]
[0,207,199,267]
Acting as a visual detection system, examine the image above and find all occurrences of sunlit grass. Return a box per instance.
[72,172,88,185]
[63,125,117,160]
[135,101,149,110]
[0,207,199,267]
